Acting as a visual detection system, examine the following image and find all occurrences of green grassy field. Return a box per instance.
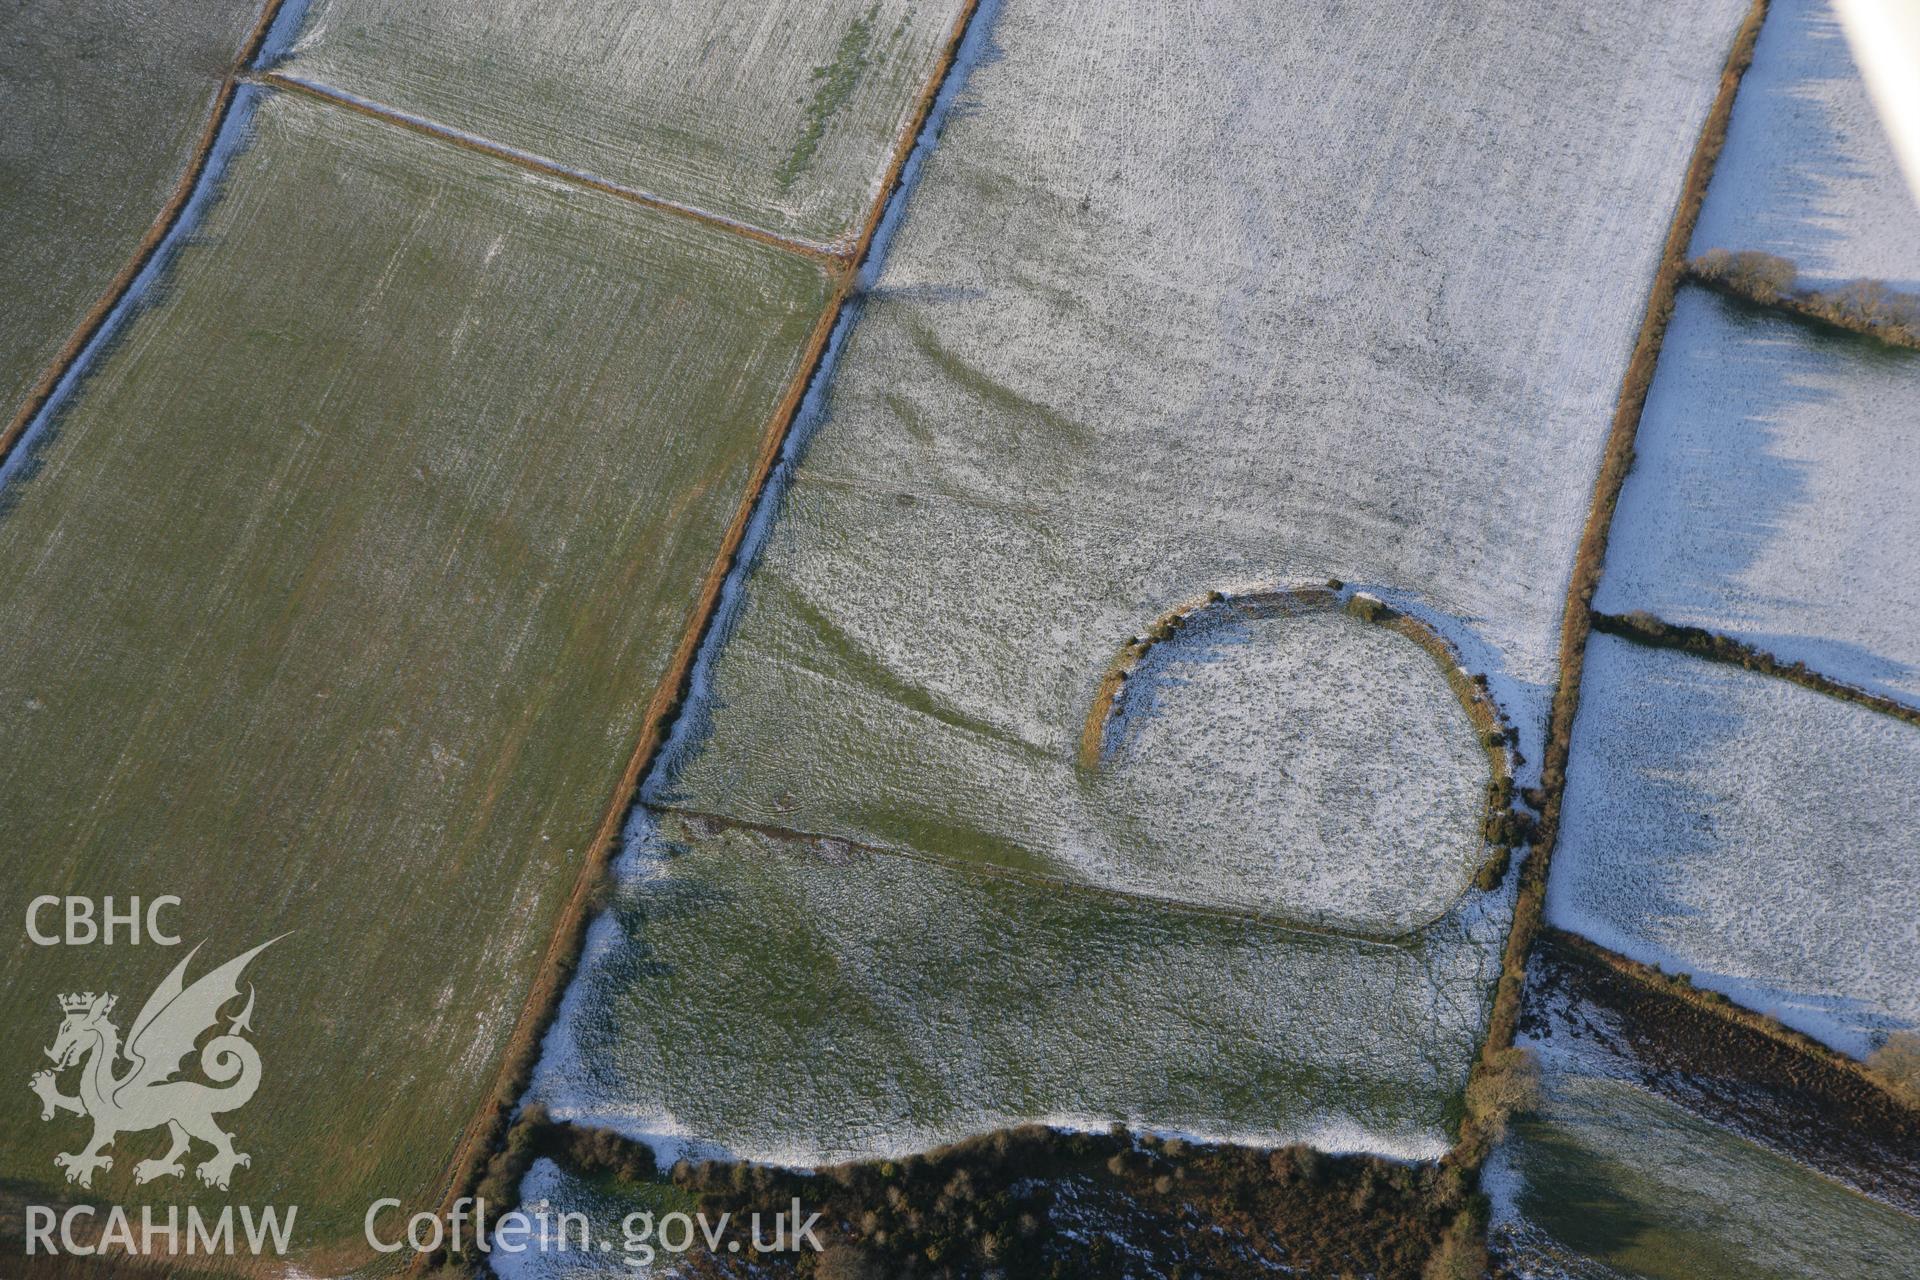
[528,812,1507,1166]
[0,87,833,1259]
[1495,1074,1920,1279]
[0,0,263,430]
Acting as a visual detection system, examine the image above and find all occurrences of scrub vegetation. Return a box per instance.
[1593,610,1920,726]
[472,1112,1469,1279]
[1690,248,1920,348]
[1873,1034,1920,1111]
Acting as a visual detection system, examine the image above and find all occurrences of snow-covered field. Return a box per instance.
[1597,0,1920,707]
[1548,635,1920,1057]
[656,0,1749,921]
[544,0,1764,1161]
[1594,289,1920,705]
[671,577,1492,934]
[278,0,967,245]
[1690,0,1920,288]
[524,812,1510,1167]
[1487,964,1920,1280]
[1091,598,1489,932]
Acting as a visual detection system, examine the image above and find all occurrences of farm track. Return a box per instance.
[253,72,845,265]
[1591,609,1920,727]
[1459,0,1772,1168]
[0,0,290,477]
[412,1,986,1266]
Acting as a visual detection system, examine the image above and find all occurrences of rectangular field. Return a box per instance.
[654,0,1751,901]
[537,0,1760,1163]
[1594,287,1920,705]
[0,0,264,427]
[278,0,969,246]
[1546,634,1920,1056]
[1488,953,1920,1279]
[1690,0,1920,287]
[0,87,833,1257]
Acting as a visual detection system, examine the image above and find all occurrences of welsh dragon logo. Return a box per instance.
[29,938,280,1190]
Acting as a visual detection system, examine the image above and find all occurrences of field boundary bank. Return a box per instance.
[414,2,986,1273]
[1686,261,1920,352]
[1077,584,1527,894]
[654,805,1417,948]
[1544,929,1920,1124]
[1591,609,1920,726]
[1455,0,1773,1177]
[254,72,843,264]
[0,0,291,481]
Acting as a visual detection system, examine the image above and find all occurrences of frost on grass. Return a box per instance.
[0,89,832,1245]
[1546,635,1920,1057]
[1093,599,1488,933]
[0,0,262,424]
[278,0,966,244]
[1486,972,1920,1280]
[663,482,1494,933]
[525,814,1508,1167]
[1691,0,1920,289]
[1594,289,1920,706]
[657,0,1749,919]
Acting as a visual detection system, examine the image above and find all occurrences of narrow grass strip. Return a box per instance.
[1452,0,1773,1173]
[0,0,292,474]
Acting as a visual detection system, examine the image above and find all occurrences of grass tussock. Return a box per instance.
[1690,249,1920,350]
[1871,1033,1920,1109]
